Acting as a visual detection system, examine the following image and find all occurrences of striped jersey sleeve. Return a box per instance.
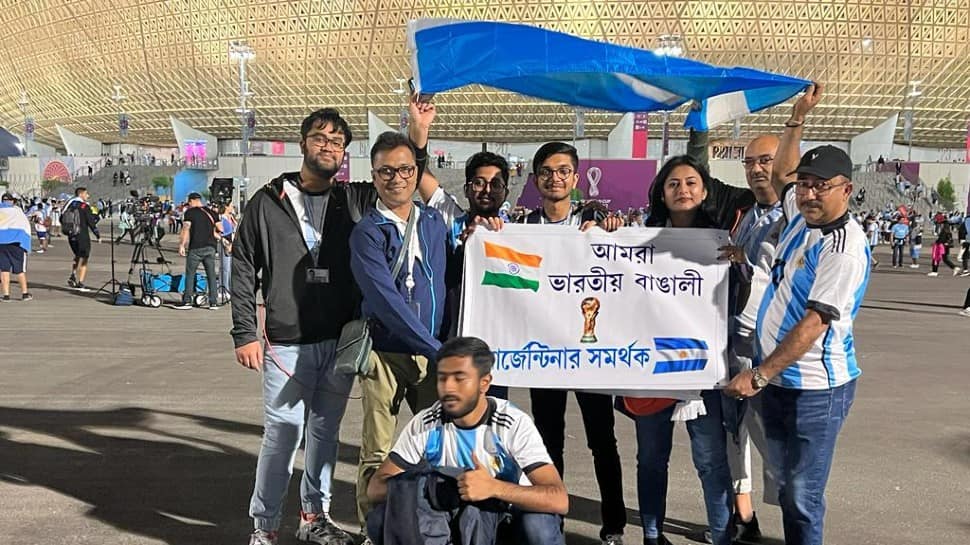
[806,228,869,321]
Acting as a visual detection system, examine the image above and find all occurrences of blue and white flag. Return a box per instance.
[0,202,32,252]
[408,19,810,130]
[653,337,709,374]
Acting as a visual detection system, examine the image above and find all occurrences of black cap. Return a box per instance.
[794,145,853,181]
[187,192,203,201]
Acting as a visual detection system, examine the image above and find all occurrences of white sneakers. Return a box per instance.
[958,308,970,318]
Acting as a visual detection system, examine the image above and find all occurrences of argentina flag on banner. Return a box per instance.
[652,337,709,374]
[407,19,810,130]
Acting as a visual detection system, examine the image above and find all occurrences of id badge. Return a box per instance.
[306,268,330,284]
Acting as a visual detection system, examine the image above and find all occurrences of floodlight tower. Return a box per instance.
[17,91,30,157]
[111,84,127,153]
[230,40,255,206]
[654,35,686,162]
[906,80,922,162]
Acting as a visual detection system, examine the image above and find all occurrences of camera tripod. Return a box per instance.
[95,219,125,300]
[126,224,172,307]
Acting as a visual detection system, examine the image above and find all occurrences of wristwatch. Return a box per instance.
[751,368,769,389]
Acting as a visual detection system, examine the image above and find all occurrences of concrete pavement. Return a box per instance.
[1,234,968,545]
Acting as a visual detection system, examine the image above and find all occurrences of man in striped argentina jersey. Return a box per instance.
[725,84,871,545]
[365,337,568,545]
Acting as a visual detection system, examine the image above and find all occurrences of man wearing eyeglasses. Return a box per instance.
[349,130,449,531]
[406,98,509,364]
[516,141,627,545]
[726,84,871,545]
[698,134,786,542]
[232,108,376,545]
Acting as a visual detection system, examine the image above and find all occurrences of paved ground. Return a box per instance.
[1,231,968,545]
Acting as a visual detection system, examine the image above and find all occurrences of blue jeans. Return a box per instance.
[181,246,216,305]
[250,339,355,531]
[503,509,564,545]
[367,502,563,545]
[220,245,232,292]
[761,381,856,545]
[634,390,734,545]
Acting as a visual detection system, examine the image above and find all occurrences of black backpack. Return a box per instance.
[61,203,82,237]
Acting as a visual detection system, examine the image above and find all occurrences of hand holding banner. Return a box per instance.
[459,225,730,392]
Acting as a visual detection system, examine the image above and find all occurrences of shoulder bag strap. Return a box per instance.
[391,203,418,279]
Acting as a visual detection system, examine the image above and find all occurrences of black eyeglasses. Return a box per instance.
[741,155,774,169]
[536,166,575,180]
[305,134,346,150]
[373,165,417,181]
[466,177,507,193]
[794,180,849,196]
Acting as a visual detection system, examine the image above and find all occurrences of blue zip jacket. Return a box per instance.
[350,202,447,360]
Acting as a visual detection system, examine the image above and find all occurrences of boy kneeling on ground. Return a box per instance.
[365,337,568,545]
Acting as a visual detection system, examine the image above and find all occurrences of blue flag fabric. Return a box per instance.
[408,19,811,130]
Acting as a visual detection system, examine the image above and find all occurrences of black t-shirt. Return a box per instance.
[184,206,219,249]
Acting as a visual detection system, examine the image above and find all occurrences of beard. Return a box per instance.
[471,200,501,217]
[304,152,340,180]
[441,393,480,420]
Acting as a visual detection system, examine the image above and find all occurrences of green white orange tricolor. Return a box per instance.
[481,241,543,292]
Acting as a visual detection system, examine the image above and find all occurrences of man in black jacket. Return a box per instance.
[231,108,377,545]
[64,187,101,292]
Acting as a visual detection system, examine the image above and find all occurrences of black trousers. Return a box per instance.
[892,241,905,267]
[530,389,626,538]
[963,287,970,309]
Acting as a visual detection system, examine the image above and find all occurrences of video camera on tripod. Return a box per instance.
[127,190,165,246]
[209,178,234,208]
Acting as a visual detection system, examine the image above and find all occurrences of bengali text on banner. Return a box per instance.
[459,225,730,392]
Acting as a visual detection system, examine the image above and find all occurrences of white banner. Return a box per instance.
[459,225,730,392]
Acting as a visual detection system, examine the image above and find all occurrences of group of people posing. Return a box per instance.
[229,82,870,545]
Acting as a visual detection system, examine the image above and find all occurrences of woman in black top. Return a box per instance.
[632,154,753,545]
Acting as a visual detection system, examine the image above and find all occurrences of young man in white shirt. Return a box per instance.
[366,336,568,545]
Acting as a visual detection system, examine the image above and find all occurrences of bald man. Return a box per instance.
[705,132,786,543]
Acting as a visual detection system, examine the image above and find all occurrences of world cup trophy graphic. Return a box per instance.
[580,297,600,343]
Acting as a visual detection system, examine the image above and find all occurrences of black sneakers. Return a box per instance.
[734,512,762,544]
[703,512,763,544]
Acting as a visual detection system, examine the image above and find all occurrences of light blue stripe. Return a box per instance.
[774,227,812,388]
[653,358,708,374]
[654,337,709,350]
[843,256,871,382]
[425,427,443,467]
[0,229,31,251]
[821,326,836,388]
[455,428,477,469]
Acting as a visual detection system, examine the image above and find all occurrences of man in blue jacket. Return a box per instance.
[350,130,449,528]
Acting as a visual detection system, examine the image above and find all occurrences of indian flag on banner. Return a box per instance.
[481,241,542,292]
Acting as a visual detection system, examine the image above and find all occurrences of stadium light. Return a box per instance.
[230,40,255,208]
[17,91,29,157]
[655,34,686,57]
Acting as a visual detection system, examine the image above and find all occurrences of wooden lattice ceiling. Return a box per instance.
[0,0,967,149]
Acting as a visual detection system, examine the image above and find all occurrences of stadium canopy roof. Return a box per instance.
[0,0,967,148]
